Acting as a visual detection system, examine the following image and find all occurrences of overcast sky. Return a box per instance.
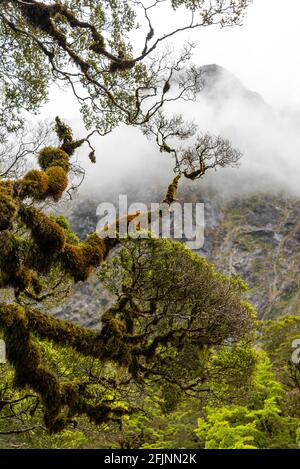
[39,0,300,197]
[184,0,300,108]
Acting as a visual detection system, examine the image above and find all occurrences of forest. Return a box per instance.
[0,0,299,451]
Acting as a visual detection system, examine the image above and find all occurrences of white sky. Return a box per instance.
[38,0,300,197]
[183,0,300,108]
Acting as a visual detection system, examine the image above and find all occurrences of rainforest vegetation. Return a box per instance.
[0,0,299,449]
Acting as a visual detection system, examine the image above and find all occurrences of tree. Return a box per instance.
[0,0,254,436]
[259,316,300,418]
[98,236,255,390]
[0,0,251,164]
[143,112,241,179]
[0,1,251,131]
[195,353,300,449]
[0,138,256,433]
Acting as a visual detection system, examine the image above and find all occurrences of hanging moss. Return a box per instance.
[0,233,29,290]
[20,169,49,199]
[163,174,181,205]
[50,215,80,244]
[46,166,68,201]
[61,234,106,281]
[83,233,107,265]
[0,116,134,433]
[109,59,135,73]
[20,3,52,30]
[54,117,84,156]
[88,150,96,163]
[61,244,90,281]
[38,147,69,172]
[11,265,32,294]
[0,180,18,230]
[20,206,66,253]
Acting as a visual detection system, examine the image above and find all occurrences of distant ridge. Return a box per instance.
[199,63,269,109]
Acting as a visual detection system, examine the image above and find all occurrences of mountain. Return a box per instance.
[53,65,300,325]
[199,64,269,110]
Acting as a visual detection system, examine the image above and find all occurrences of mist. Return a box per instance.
[63,63,300,204]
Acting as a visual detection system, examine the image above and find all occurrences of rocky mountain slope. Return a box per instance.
[53,65,300,325]
[53,188,300,325]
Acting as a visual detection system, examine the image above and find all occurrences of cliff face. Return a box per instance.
[54,190,300,324]
[199,193,300,319]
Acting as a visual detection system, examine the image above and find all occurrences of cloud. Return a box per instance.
[76,64,300,201]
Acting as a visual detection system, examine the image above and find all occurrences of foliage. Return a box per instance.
[259,316,300,418]
[0,1,251,134]
[195,353,300,449]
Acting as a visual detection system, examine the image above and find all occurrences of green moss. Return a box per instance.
[0,180,18,230]
[46,166,68,201]
[20,206,66,253]
[50,215,79,244]
[61,244,91,281]
[163,175,180,205]
[38,147,69,172]
[61,234,106,281]
[21,169,49,199]
[54,117,84,156]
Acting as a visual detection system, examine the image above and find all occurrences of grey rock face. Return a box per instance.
[59,190,300,324]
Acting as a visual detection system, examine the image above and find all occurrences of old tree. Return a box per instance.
[0,0,259,440]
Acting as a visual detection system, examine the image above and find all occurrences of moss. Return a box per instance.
[0,197,18,231]
[20,206,66,253]
[0,302,66,433]
[163,80,171,94]
[109,59,135,73]
[160,142,172,153]
[11,266,32,293]
[46,166,68,201]
[84,233,106,265]
[0,180,18,230]
[50,215,79,244]
[21,3,52,30]
[61,234,106,281]
[88,150,96,163]
[31,273,43,295]
[38,147,69,172]
[54,117,84,156]
[163,175,181,205]
[0,179,14,195]
[21,169,49,199]
[61,244,91,281]
[89,30,106,54]
[0,233,29,291]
